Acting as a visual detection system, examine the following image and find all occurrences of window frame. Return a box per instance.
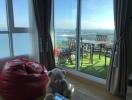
[0,0,29,57]
[53,0,114,79]
[53,0,81,70]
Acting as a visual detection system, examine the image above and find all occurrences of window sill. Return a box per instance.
[57,65,106,89]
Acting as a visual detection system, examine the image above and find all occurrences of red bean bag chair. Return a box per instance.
[0,58,48,100]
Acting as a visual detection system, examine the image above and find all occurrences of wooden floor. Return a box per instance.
[67,74,124,100]
[0,74,125,100]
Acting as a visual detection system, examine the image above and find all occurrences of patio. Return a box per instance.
[57,52,110,79]
[55,35,112,79]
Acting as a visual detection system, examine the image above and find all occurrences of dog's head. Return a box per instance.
[48,68,66,83]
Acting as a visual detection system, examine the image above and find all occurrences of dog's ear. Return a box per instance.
[48,71,52,77]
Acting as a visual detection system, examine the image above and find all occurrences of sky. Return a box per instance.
[0,0,29,30]
[12,0,29,27]
[54,0,114,30]
[0,0,114,30]
[0,0,7,29]
[0,0,30,57]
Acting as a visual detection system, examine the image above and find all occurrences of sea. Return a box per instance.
[0,29,114,58]
[0,31,31,58]
[55,29,114,48]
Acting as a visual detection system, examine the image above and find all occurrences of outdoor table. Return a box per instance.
[82,40,113,64]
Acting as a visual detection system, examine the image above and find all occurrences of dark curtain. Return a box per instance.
[107,0,131,97]
[32,0,55,70]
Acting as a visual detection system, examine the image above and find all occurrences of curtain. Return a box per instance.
[106,0,131,97]
[30,0,55,70]
[29,0,40,62]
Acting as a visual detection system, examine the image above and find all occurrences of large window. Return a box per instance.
[80,0,114,79]
[54,0,114,79]
[54,0,77,69]
[0,0,31,58]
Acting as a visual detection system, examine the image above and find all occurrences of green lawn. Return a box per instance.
[58,53,110,79]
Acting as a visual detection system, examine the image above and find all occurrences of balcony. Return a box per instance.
[55,30,113,79]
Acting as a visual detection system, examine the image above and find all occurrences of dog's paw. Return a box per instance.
[44,93,54,100]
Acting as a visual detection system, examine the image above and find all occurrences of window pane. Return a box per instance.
[80,0,114,79]
[54,0,77,69]
[0,34,10,58]
[13,0,29,27]
[0,0,8,31]
[13,33,31,56]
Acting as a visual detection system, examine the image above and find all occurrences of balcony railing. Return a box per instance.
[55,34,113,79]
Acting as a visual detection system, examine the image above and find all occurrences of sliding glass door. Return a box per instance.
[79,0,114,78]
[54,0,77,69]
[54,0,114,79]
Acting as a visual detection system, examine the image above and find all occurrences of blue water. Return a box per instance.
[0,34,10,57]
[0,33,31,58]
[55,29,114,48]
[0,29,114,58]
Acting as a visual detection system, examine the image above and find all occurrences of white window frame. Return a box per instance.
[53,0,81,70]
[0,0,29,57]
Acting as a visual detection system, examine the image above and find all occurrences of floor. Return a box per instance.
[66,74,124,100]
[0,74,125,100]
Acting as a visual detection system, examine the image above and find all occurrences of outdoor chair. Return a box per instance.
[80,37,90,66]
[93,34,108,59]
[67,37,84,65]
[58,48,73,65]
[58,37,76,65]
[104,44,113,67]
[59,37,85,65]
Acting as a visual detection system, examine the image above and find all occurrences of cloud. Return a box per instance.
[55,19,76,29]
[55,18,114,30]
[81,19,114,29]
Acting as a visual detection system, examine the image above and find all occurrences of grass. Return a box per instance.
[56,52,110,79]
